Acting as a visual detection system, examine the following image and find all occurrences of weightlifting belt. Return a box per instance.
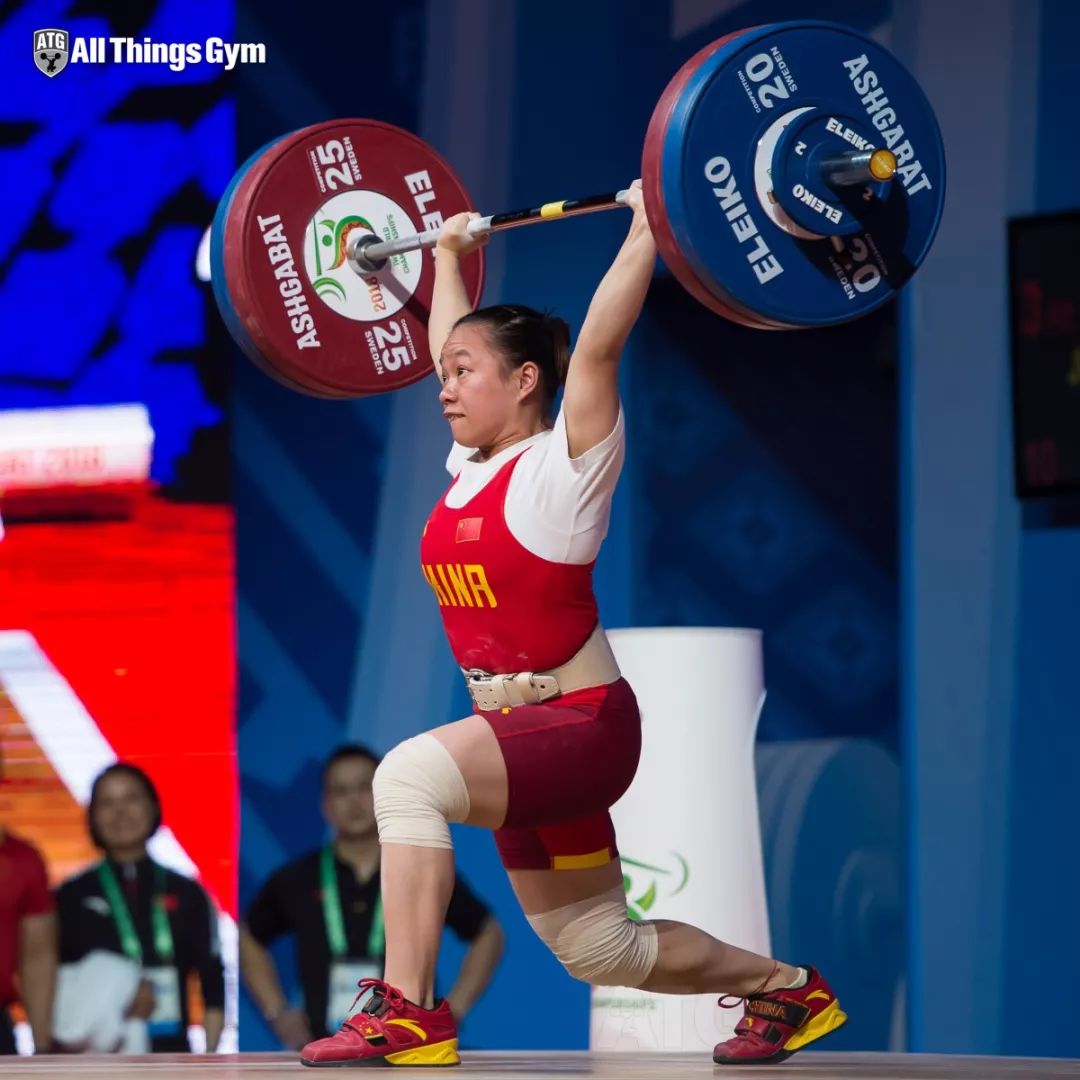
[463,624,620,711]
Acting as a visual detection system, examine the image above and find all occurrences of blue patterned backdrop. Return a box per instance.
[1,0,232,496]
[628,277,898,745]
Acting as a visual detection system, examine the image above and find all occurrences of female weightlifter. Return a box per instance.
[301,181,846,1069]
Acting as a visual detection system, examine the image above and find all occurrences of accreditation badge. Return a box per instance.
[143,965,183,1037]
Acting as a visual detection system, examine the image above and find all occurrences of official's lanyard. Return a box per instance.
[97,860,174,964]
[320,846,384,959]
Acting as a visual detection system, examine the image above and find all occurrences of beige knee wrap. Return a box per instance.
[372,734,470,850]
[526,884,659,987]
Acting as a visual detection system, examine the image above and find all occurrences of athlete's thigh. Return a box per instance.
[507,858,626,916]
[429,713,508,829]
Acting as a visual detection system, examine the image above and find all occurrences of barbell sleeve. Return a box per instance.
[821,148,897,188]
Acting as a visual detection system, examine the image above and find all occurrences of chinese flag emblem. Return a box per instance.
[456,517,483,543]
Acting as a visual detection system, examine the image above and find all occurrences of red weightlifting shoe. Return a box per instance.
[712,966,847,1065]
[301,978,459,1068]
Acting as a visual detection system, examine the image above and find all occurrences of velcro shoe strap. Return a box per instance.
[346,1016,388,1044]
[743,996,811,1030]
[734,1015,786,1045]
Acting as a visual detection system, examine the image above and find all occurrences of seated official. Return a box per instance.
[54,763,225,1053]
[240,744,505,1049]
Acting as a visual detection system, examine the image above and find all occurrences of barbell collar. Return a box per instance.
[821,148,897,188]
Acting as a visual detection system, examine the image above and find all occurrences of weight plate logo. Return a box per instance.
[304,191,422,322]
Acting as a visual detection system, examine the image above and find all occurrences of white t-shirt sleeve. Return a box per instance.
[505,405,626,564]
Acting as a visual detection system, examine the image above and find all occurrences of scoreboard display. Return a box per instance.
[1008,211,1080,498]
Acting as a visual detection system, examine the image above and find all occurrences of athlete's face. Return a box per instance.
[322,755,377,840]
[438,324,522,449]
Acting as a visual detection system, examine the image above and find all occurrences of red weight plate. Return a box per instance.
[222,119,485,398]
[221,128,359,397]
[642,29,792,331]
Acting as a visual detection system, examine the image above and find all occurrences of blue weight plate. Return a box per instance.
[661,20,946,327]
[642,27,793,330]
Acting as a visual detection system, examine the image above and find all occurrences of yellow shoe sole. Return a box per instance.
[385,1038,461,1067]
[301,1038,460,1069]
[784,1000,849,1052]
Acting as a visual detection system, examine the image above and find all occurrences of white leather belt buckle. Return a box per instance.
[465,670,561,710]
[461,625,620,711]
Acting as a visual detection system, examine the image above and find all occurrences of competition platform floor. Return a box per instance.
[5,1054,1080,1079]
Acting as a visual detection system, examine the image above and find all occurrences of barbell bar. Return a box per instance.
[211,19,945,397]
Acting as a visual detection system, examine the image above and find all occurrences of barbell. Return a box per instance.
[211,19,945,399]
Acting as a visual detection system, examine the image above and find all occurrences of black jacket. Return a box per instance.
[245,849,490,1039]
[56,857,225,1053]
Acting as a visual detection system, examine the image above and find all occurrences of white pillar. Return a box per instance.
[590,627,771,1052]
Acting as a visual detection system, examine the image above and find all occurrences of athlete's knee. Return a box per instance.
[371,733,471,849]
[526,884,659,987]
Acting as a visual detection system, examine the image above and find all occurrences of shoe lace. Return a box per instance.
[342,977,406,1029]
[717,960,779,1011]
[360,978,405,1014]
